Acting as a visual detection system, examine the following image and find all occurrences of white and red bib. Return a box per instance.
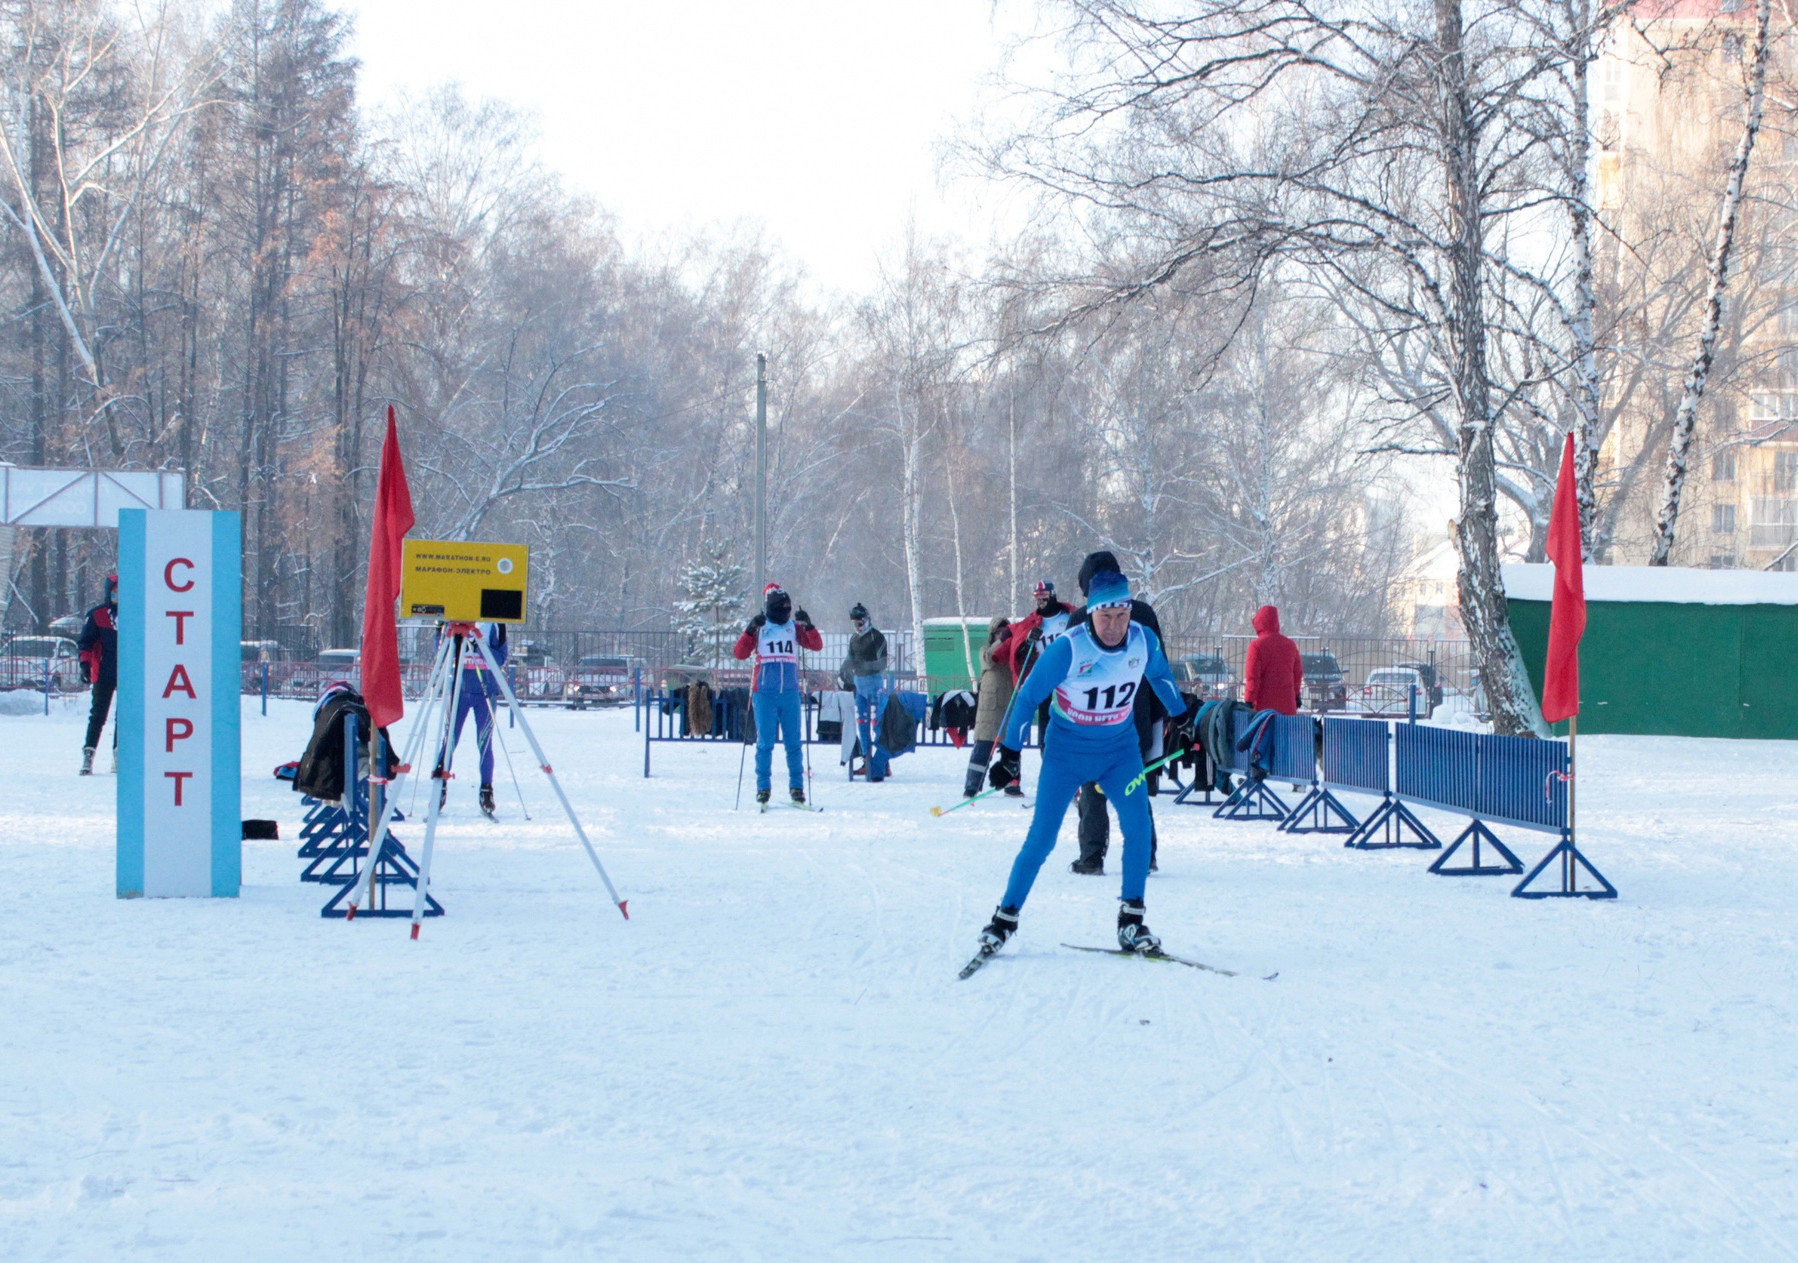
[757,619,798,665]
[1052,623,1148,727]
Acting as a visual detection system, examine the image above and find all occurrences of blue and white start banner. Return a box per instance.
[117,509,242,898]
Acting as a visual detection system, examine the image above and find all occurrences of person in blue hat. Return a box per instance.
[972,567,1197,959]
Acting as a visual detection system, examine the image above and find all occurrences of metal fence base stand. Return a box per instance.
[320,833,442,919]
[1343,794,1441,849]
[1428,819,1523,876]
[1213,776,1290,823]
[1278,785,1360,835]
[1172,781,1219,806]
[1512,833,1617,899]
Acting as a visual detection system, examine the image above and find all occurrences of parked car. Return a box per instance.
[241,640,294,664]
[1354,666,1431,717]
[48,615,84,640]
[564,655,639,709]
[1394,660,1445,710]
[1172,653,1234,701]
[2,634,86,691]
[1301,652,1348,712]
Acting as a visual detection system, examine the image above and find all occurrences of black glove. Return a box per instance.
[746,613,766,634]
[794,607,813,631]
[988,745,1022,790]
[1169,695,1203,752]
[80,661,92,685]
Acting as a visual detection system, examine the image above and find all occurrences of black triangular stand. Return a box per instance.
[1428,819,1523,876]
[319,833,443,919]
[1343,795,1441,849]
[1214,776,1290,822]
[1278,786,1360,835]
[1512,836,1617,899]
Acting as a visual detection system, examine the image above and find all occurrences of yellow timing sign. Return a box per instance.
[399,540,530,623]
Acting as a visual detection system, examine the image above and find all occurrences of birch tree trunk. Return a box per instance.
[1438,0,1548,737]
[1568,0,1602,559]
[898,382,927,679]
[1648,0,1771,566]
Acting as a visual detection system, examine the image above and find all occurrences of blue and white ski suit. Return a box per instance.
[998,622,1184,908]
[437,624,508,785]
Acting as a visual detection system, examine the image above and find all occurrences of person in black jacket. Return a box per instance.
[842,603,891,782]
[76,573,119,775]
[1065,552,1188,875]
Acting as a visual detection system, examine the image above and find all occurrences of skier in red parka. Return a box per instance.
[1243,604,1303,716]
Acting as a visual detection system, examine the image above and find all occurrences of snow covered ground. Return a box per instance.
[4,696,1798,1261]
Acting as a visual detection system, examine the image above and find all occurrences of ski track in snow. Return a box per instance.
[2,697,1797,1259]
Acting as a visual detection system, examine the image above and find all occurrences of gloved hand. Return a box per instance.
[746,613,766,634]
[80,661,92,685]
[988,745,1022,790]
[794,608,813,631]
[1169,695,1203,752]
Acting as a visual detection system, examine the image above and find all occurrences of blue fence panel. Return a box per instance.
[1268,714,1317,782]
[1475,732,1569,833]
[1394,724,1480,816]
[1393,724,1570,835]
[1321,718,1388,794]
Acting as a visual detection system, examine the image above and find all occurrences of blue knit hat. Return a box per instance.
[1086,569,1131,610]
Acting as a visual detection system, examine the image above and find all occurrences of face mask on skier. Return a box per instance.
[765,589,793,624]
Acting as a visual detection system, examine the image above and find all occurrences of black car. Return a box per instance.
[1173,653,1234,701]
[1301,652,1347,712]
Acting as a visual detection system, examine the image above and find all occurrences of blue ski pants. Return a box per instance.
[853,673,889,780]
[754,689,805,792]
[439,678,495,785]
[1002,727,1153,909]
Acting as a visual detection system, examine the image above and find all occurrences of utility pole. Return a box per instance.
[754,353,768,605]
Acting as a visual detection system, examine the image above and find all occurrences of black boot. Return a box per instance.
[80,746,95,776]
[1069,858,1104,876]
[980,904,1020,951]
[479,783,496,818]
[1117,899,1161,954]
[755,788,771,806]
[790,787,806,806]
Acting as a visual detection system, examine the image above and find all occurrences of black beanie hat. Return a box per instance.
[1078,550,1122,596]
[850,603,868,622]
[765,587,792,623]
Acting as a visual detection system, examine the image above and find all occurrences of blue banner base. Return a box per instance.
[1278,786,1360,835]
[1512,835,1617,899]
[1429,819,1524,876]
[319,836,444,919]
[1213,777,1290,823]
[1344,795,1441,850]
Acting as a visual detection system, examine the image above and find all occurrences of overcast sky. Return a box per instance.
[345,0,1026,294]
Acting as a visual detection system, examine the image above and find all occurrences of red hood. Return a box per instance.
[1253,605,1281,636]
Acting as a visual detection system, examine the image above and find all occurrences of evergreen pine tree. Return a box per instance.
[673,541,747,664]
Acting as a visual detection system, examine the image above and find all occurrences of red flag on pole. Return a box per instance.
[359,405,415,730]
[1541,431,1586,724]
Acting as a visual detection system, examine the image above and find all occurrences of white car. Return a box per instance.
[2,635,85,691]
[1353,667,1430,717]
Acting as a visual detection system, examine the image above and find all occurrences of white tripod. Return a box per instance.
[345,621,628,937]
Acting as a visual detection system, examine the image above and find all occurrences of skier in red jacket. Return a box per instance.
[1243,604,1303,716]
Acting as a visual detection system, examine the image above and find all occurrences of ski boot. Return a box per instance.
[80,746,95,776]
[1002,783,1024,798]
[1117,899,1161,954]
[980,904,1020,951]
[790,787,806,807]
[479,783,496,819]
[1069,857,1104,876]
[755,789,771,807]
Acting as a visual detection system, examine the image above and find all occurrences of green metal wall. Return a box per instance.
[1508,597,1798,738]
[922,620,987,693]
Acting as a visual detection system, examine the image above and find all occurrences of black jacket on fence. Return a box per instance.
[294,688,394,802]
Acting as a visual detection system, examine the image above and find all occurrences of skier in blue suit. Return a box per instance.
[433,622,508,816]
[974,569,1196,957]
